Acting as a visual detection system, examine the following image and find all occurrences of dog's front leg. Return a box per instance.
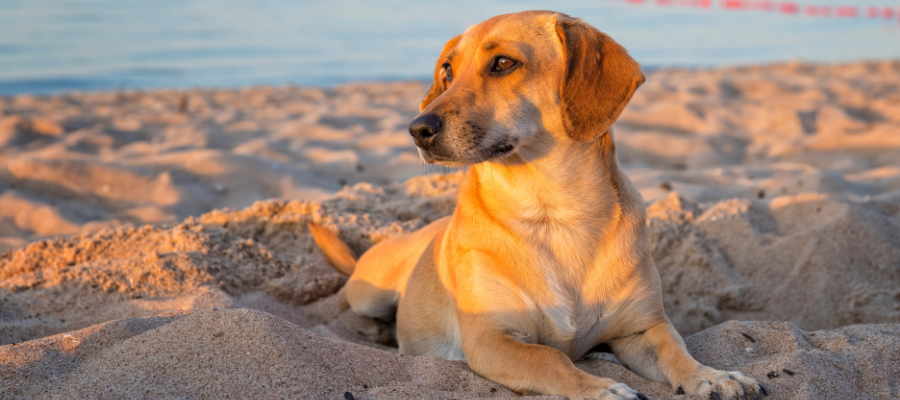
[459,321,646,400]
[609,322,767,400]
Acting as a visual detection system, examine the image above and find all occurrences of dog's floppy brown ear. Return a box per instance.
[420,35,462,112]
[556,15,645,142]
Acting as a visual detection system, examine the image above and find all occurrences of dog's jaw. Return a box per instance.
[417,147,436,164]
[417,131,523,167]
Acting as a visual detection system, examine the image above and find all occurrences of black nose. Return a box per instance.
[408,113,443,145]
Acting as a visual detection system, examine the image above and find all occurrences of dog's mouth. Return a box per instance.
[475,139,517,161]
[419,137,519,167]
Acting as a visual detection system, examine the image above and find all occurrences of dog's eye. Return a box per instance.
[443,63,453,83]
[491,57,518,73]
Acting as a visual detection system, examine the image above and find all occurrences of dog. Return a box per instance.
[309,10,766,400]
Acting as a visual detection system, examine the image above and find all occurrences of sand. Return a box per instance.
[0,82,430,253]
[2,61,900,398]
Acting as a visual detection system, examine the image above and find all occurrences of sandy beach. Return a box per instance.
[2,61,900,399]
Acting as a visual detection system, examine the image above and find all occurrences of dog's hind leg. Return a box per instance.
[309,217,451,320]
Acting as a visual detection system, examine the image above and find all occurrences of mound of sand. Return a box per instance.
[0,174,459,346]
[649,191,900,334]
[2,171,899,398]
[3,307,898,399]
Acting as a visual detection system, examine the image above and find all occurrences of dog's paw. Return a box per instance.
[675,367,766,400]
[573,379,649,400]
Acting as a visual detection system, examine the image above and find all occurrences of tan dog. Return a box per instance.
[309,10,766,400]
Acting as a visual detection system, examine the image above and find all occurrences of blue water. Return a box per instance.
[1,0,898,95]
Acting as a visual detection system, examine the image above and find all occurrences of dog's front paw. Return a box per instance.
[676,367,766,400]
[573,379,649,400]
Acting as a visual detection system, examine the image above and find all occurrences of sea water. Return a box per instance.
[1,0,898,95]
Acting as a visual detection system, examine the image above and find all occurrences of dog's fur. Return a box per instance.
[309,11,765,400]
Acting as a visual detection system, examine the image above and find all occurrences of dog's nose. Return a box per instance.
[408,113,443,145]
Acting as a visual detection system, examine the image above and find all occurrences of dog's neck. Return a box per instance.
[469,132,641,235]
[458,131,647,273]
[470,132,624,221]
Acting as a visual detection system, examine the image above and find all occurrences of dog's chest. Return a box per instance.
[511,207,631,356]
[528,258,615,357]
[532,287,611,358]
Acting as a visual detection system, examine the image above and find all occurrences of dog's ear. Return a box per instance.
[420,35,462,112]
[555,15,645,142]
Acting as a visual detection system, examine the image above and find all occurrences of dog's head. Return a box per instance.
[409,11,645,166]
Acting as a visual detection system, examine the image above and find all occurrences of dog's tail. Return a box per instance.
[307,222,357,276]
